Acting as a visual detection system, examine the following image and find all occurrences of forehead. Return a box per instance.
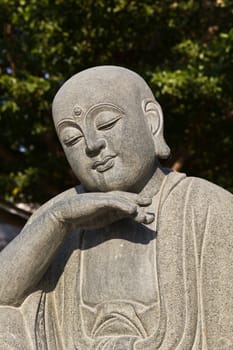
[52,69,149,125]
[56,102,125,132]
[53,97,141,132]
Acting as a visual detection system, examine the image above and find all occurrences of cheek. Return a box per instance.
[100,124,123,150]
[64,147,88,175]
[120,121,149,152]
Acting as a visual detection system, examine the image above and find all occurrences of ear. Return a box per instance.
[142,98,170,159]
[142,99,161,136]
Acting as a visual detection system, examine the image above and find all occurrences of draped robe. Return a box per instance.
[1,171,233,349]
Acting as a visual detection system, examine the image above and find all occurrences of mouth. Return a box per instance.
[92,155,116,173]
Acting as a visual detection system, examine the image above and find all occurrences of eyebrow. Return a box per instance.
[57,118,82,134]
[85,103,125,117]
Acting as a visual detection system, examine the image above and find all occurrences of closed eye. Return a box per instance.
[97,115,121,130]
[63,135,83,147]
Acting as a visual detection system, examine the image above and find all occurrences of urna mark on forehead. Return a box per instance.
[52,66,155,125]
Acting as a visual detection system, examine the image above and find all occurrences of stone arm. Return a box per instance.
[0,188,153,307]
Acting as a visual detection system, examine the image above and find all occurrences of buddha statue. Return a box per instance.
[0,66,232,350]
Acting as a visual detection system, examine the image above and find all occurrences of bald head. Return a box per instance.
[52,66,170,167]
[52,66,155,126]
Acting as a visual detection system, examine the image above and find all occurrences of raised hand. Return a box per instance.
[0,188,155,306]
[50,191,155,230]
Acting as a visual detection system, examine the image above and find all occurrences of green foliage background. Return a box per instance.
[0,0,233,204]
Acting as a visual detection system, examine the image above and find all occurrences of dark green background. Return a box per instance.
[0,0,233,204]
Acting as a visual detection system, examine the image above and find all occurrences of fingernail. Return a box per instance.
[145,213,155,224]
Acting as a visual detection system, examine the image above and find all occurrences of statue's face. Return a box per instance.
[55,100,156,193]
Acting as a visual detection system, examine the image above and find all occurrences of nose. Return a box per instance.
[85,133,106,157]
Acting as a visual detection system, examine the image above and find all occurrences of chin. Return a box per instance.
[99,178,140,193]
[84,178,131,193]
[96,182,128,193]
[80,167,144,193]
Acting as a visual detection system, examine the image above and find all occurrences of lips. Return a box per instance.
[92,155,116,173]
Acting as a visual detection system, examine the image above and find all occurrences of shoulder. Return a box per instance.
[162,172,233,217]
[181,176,233,204]
[161,173,233,246]
[171,176,233,227]
[164,171,233,201]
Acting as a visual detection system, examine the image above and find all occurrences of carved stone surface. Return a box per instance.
[0,66,233,350]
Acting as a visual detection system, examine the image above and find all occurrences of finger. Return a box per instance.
[136,197,152,206]
[133,211,155,224]
[106,198,137,215]
[132,210,146,223]
[144,212,155,224]
[108,192,152,207]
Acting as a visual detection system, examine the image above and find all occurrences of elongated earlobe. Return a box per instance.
[142,99,171,159]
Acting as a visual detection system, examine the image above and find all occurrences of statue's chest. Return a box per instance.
[81,220,158,305]
[79,219,160,340]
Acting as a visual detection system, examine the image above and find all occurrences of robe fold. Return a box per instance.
[1,171,233,349]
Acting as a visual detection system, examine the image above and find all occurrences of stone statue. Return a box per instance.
[0,66,233,350]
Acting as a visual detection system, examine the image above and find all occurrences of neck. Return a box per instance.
[139,163,171,198]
